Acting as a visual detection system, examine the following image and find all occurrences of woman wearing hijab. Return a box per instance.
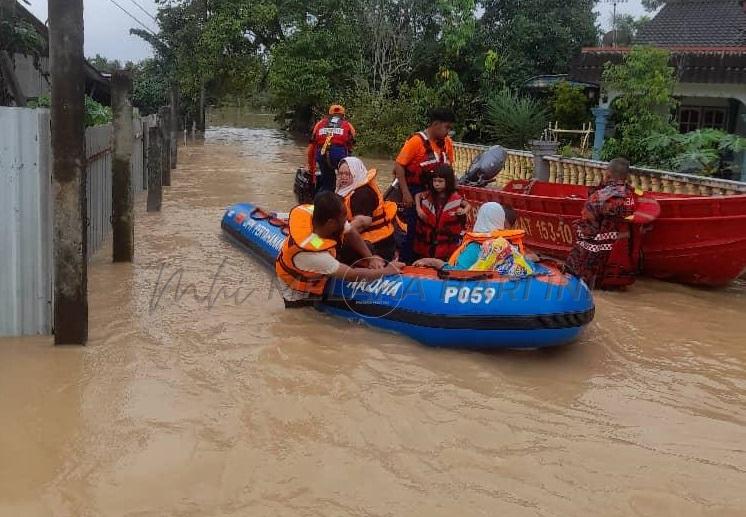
[335,157,398,263]
[414,202,534,274]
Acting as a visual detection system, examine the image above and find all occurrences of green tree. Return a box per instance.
[88,54,122,73]
[132,59,169,115]
[480,0,599,88]
[601,46,678,165]
[613,14,651,42]
[642,0,666,12]
[552,80,590,129]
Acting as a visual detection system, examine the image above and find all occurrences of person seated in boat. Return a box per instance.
[275,192,402,307]
[335,157,398,263]
[414,202,534,276]
[412,164,469,262]
[564,157,637,289]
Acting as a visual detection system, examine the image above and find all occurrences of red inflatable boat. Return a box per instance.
[459,180,746,287]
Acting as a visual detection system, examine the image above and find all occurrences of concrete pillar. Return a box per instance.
[49,0,87,344]
[169,88,178,169]
[529,140,560,181]
[147,126,162,212]
[111,70,134,262]
[158,106,171,186]
[592,107,611,161]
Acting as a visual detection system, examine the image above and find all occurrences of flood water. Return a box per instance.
[1,113,746,516]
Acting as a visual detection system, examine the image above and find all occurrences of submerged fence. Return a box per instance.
[0,107,154,336]
[453,142,746,196]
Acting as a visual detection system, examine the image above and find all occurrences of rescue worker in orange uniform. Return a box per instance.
[275,192,402,306]
[307,104,356,194]
[335,157,398,262]
[393,108,456,263]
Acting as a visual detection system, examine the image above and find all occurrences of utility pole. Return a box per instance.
[48,0,87,344]
[111,70,134,262]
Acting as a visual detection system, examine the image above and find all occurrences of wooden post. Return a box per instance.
[111,70,134,262]
[158,106,171,186]
[169,87,178,169]
[49,0,87,344]
[147,126,162,212]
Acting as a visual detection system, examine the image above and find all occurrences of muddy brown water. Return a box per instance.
[1,117,745,516]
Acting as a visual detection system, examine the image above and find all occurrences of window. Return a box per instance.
[679,108,700,133]
[702,108,727,130]
[678,106,728,133]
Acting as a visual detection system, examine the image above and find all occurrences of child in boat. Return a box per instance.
[414,202,535,276]
[412,164,469,262]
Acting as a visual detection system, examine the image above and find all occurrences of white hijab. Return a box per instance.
[474,202,506,233]
[335,156,369,198]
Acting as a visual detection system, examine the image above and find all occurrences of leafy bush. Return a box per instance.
[551,80,590,129]
[29,95,113,127]
[484,88,549,149]
[347,82,439,157]
[600,46,678,164]
[644,129,746,177]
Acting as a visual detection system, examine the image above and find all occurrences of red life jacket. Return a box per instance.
[570,184,640,289]
[598,188,643,289]
[313,116,355,150]
[414,191,465,260]
[404,132,451,187]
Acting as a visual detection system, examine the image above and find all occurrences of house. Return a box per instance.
[570,0,746,179]
[0,1,110,106]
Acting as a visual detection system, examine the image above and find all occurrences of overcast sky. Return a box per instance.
[24,0,650,62]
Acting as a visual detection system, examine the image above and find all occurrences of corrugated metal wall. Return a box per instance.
[12,54,51,100]
[0,108,53,335]
[1,108,148,336]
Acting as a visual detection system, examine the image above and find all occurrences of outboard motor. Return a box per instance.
[293,167,316,204]
[459,146,508,187]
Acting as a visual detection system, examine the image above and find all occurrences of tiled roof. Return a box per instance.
[569,48,746,85]
[636,0,746,47]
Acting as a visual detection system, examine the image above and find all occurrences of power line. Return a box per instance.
[105,0,158,36]
[126,0,157,22]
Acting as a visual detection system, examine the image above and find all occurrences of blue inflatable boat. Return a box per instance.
[222,202,595,349]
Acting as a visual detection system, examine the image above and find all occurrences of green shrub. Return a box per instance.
[484,88,549,149]
[643,129,746,176]
[29,95,112,127]
[551,81,591,129]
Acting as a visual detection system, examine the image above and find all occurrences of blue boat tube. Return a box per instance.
[222,202,595,349]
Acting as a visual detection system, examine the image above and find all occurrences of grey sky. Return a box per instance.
[25,0,650,62]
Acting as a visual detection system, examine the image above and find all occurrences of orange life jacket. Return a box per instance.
[404,132,451,187]
[275,205,338,296]
[313,116,355,150]
[341,169,398,244]
[448,229,527,266]
[414,191,465,260]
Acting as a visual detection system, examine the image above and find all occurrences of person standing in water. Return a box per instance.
[307,105,356,194]
[564,158,638,288]
[393,108,456,263]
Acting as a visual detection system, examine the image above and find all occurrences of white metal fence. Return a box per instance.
[0,107,148,336]
[0,108,53,336]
